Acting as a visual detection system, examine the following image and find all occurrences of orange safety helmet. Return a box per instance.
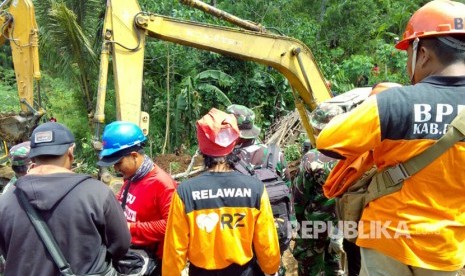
[396,0,465,50]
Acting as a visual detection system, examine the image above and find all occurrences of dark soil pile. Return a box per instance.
[154,153,204,176]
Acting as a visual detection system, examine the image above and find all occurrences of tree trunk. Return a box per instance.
[162,45,171,154]
[316,0,328,41]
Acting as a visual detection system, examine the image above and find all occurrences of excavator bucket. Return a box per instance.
[0,112,44,143]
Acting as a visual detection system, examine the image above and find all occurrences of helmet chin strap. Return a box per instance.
[410,38,420,84]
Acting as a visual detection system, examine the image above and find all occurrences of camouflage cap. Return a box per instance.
[310,103,344,131]
[9,141,31,166]
[226,104,261,139]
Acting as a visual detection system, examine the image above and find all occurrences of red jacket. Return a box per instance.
[116,164,177,259]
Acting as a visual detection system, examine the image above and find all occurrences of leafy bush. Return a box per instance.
[284,143,301,162]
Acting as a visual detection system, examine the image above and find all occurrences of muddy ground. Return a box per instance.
[154,153,204,177]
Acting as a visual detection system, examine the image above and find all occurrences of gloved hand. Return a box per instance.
[328,235,344,254]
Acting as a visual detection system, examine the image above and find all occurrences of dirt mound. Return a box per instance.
[0,166,14,194]
[154,153,204,177]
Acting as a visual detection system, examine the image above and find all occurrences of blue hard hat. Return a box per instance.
[99,121,146,158]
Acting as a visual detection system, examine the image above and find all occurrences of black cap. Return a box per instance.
[29,122,75,158]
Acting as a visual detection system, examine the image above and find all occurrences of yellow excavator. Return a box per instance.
[93,0,334,147]
[0,0,44,150]
[0,0,44,188]
[92,0,372,187]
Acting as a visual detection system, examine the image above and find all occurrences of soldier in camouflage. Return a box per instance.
[0,141,32,274]
[292,103,345,276]
[2,141,31,195]
[226,104,291,276]
[226,104,290,181]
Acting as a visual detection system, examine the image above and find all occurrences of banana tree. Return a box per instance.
[34,0,101,112]
[173,69,234,151]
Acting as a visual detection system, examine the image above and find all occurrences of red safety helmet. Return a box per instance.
[196,108,240,157]
[396,0,465,50]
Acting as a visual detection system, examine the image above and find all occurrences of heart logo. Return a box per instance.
[196,213,219,233]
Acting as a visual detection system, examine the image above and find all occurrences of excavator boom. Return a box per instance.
[139,14,330,107]
[0,0,44,143]
[95,0,333,147]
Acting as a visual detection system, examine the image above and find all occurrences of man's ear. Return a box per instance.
[130,151,139,160]
[68,144,75,156]
[418,45,432,68]
[67,144,76,159]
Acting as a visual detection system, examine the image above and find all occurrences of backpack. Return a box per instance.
[234,144,292,253]
[335,108,465,242]
[334,165,379,242]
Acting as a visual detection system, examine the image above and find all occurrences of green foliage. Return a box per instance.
[169,161,181,175]
[284,143,301,163]
[0,46,16,104]
[0,0,426,171]
[172,69,234,151]
[372,43,409,84]
[0,46,13,69]
[39,73,95,168]
[0,67,18,112]
[35,0,101,111]
[73,136,99,175]
[284,132,310,163]
[196,53,292,130]
[341,55,373,86]
[319,1,376,54]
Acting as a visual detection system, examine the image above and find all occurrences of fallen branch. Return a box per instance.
[172,149,205,180]
[173,167,205,180]
[265,109,305,146]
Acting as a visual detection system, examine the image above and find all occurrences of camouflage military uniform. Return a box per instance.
[0,142,31,274]
[227,104,292,276]
[235,142,290,183]
[2,141,31,195]
[292,149,342,276]
[0,254,4,276]
[226,104,291,182]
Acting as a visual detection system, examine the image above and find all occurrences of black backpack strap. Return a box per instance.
[266,143,281,172]
[16,189,75,275]
[233,148,256,176]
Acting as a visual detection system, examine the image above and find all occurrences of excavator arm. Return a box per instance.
[95,0,333,146]
[0,0,44,143]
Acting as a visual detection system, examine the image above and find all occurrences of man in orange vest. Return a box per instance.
[317,1,465,274]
